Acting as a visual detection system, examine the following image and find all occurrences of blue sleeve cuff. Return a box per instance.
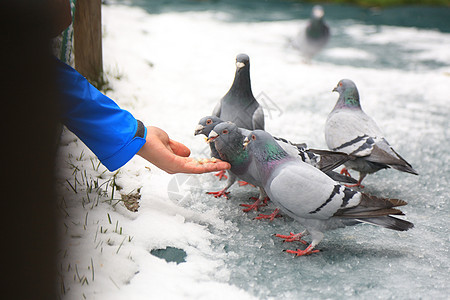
[101,125,147,171]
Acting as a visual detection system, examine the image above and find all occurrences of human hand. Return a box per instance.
[137,126,230,174]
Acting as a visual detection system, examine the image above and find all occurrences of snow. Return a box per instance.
[56,3,450,299]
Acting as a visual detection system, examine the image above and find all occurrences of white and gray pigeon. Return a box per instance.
[212,53,265,131]
[244,130,414,256]
[206,121,357,215]
[325,79,418,187]
[292,5,330,60]
[273,136,358,184]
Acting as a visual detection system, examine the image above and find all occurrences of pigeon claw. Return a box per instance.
[340,167,352,177]
[240,198,266,212]
[255,208,281,221]
[275,232,308,245]
[341,168,364,187]
[238,180,256,187]
[214,170,228,180]
[285,245,320,257]
[206,189,230,199]
[344,179,365,189]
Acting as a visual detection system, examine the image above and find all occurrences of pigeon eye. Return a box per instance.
[251,134,256,140]
[206,119,212,125]
[222,129,229,134]
[339,82,343,87]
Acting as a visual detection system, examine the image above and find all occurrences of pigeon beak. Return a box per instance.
[332,86,338,92]
[194,124,204,136]
[243,136,249,149]
[236,62,245,69]
[206,130,219,143]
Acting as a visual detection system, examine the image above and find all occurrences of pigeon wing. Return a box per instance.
[252,104,265,130]
[212,100,222,117]
[325,109,384,157]
[267,163,359,220]
[364,140,418,174]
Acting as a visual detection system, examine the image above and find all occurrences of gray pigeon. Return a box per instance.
[274,137,358,184]
[292,5,330,60]
[194,116,234,195]
[194,115,224,160]
[207,121,267,210]
[206,121,356,214]
[325,79,418,187]
[244,130,413,256]
[212,53,265,130]
[196,116,355,183]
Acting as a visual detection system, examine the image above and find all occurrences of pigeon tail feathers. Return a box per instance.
[356,216,414,231]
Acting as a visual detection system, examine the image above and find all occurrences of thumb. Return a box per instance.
[169,139,191,157]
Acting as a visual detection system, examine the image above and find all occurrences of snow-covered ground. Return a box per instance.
[56,4,450,299]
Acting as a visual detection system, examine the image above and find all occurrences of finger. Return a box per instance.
[180,157,231,174]
[169,139,191,157]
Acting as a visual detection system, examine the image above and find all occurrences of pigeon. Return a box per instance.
[325,79,418,187]
[212,53,265,131]
[206,120,358,190]
[194,116,234,194]
[292,5,330,60]
[206,121,357,215]
[273,137,358,184]
[207,121,267,211]
[194,115,224,160]
[244,130,413,256]
[195,117,354,181]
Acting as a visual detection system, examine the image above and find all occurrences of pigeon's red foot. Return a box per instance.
[285,245,320,257]
[249,196,269,205]
[238,180,255,187]
[240,197,266,212]
[255,208,281,221]
[275,232,308,245]
[340,167,352,177]
[214,170,228,180]
[206,189,229,199]
[344,179,365,189]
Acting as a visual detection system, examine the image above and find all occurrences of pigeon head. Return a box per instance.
[235,53,250,70]
[332,79,361,109]
[311,5,325,20]
[208,122,248,164]
[224,53,253,100]
[208,122,242,147]
[195,116,223,136]
[244,130,289,163]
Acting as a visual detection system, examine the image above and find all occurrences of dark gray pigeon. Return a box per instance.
[244,130,413,256]
[325,79,418,187]
[194,115,224,160]
[292,5,330,60]
[212,53,265,130]
[194,116,233,192]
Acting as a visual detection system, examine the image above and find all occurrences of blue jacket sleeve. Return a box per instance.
[55,58,147,171]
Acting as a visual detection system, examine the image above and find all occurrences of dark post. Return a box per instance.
[73,0,103,86]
